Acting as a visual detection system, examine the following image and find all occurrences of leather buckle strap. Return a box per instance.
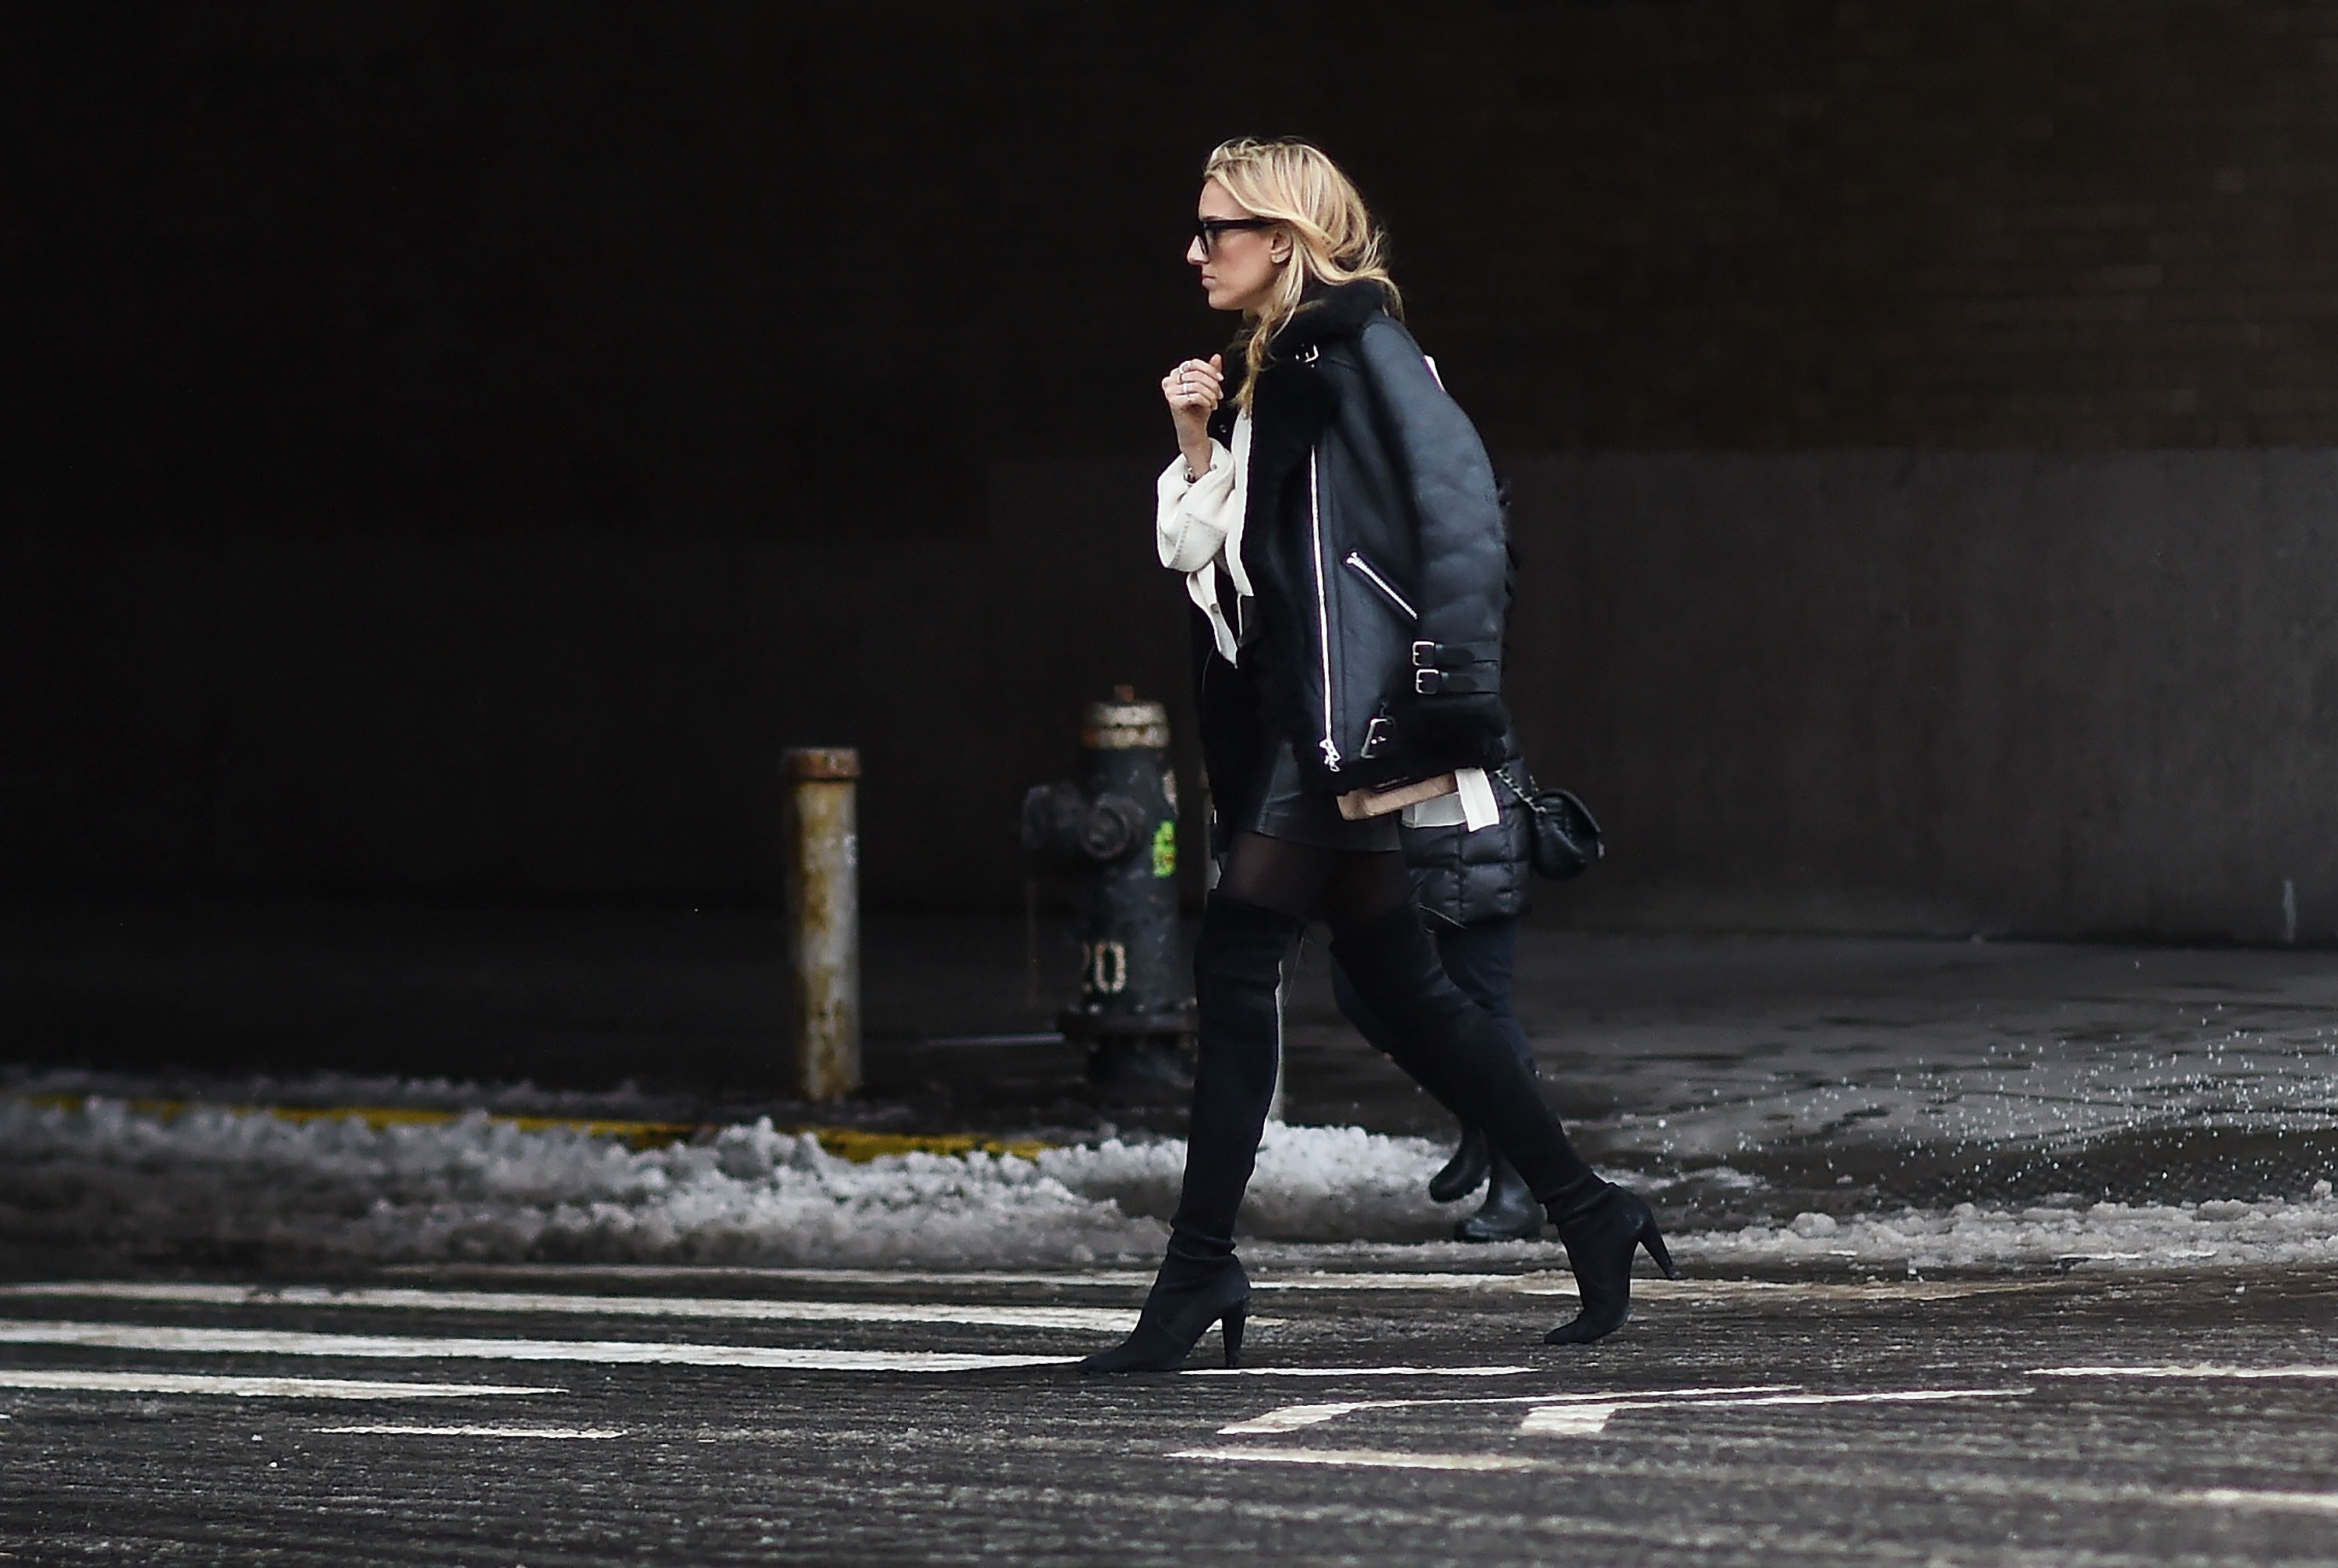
[1412,664,1499,696]
[1410,639,1501,670]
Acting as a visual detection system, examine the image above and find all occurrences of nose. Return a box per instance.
[1186,235,1207,267]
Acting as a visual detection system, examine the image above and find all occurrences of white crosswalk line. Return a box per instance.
[1514,1387,2030,1436]
[0,1319,1072,1372]
[0,1369,554,1398]
[2034,1364,2338,1380]
[1171,1446,1538,1472]
[398,1266,2031,1303]
[2169,1488,2338,1516]
[1215,1385,2018,1442]
[315,1425,621,1439]
[1219,1400,1392,1435]
[1671,1389,2033,1409]
[1214,1386,1786,1436]
[1519,1403,1619,1436]
[0,1281,1143,1333]
[1186,1365,1535,1379]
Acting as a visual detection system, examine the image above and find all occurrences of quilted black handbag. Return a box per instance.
[1492,765,1604,881]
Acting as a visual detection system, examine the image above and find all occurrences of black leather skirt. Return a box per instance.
[1239,736,1400,853]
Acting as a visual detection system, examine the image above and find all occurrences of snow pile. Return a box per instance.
[1679,1184,2338,1271]
[1,1068,709,1123]
[0,1098,1461,1268]
[7,1097,2336,1272]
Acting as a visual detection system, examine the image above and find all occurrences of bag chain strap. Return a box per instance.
[1489,764,1545,818]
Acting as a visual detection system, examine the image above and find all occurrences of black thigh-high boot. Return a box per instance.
[1080,894,1301,1374]
[1329,903,1676,1345]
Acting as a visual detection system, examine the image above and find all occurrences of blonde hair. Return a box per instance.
[1203,138,1401,409]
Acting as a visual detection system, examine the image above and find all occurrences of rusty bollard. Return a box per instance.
[784,747,861,1100]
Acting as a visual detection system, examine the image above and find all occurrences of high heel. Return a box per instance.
[1542,1184,1678,1347]
[1079,1255,1252,1375]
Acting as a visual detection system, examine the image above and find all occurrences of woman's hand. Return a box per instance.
[1161,354,1225,479]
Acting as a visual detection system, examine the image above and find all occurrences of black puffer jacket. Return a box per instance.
[1404,751,1534,930]
[1201,280,1511,800]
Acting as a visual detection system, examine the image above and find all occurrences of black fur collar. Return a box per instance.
[1235,280,1393,539]
[1210,278,1392,430]
[1267,278,1393,358]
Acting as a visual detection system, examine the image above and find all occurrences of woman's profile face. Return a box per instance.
[1188,178,1288,314]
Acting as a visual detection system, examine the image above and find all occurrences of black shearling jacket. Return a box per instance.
[1197,280,1512,807]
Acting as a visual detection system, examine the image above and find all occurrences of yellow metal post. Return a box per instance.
[783,747,862,1100]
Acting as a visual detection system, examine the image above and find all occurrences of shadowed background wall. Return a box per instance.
[9,2,2338,940]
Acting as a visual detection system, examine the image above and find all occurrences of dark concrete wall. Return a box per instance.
[2,465,1187,906]
[1506,450,2338,943]
[10,3,2338,935]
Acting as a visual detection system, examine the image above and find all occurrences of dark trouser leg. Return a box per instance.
[1431,916,1545,1239]
[1432,916,1532,1075]
[1335,927,1496,1203]
[1334,915,1534,1107]
[1332,946,1473,1125]
[1327,902,1595,1209]
[1168,892,1305,1260]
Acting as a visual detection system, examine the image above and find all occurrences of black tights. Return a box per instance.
[1215,831,1411,934]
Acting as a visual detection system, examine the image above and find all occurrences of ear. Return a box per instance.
[1269,230,1293,265]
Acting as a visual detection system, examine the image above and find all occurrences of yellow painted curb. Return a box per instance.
[811,1128,1054,1164]
[13,1095,1051,1162]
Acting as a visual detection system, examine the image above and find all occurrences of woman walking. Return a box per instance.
[1082,139,1672,1374]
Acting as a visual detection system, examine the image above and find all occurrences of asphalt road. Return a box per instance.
[3,1261,2336,1565]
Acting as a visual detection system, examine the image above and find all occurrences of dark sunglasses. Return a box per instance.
[1192,216,1278,254]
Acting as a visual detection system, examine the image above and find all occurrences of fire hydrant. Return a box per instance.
[1021,686,1192,1086]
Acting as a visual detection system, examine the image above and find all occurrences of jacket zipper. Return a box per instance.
[1342,551,1418,620]
[1309,448,1340,772]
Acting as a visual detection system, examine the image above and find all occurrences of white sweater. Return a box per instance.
[1154,412,1254,664]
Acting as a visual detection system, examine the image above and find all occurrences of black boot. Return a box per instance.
[1329,905,1598,1207]
[1454,1153,1542,1242]
[1082,894,1298,1376]
[1428,1125,1491,1203]
[1078,1238,1250,1374]
[1541,1178,1678,1346]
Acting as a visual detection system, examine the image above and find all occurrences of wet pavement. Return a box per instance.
[1278,931,2338,1223]
[6,900,2338,1559]
[2,1260,2336,1564]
